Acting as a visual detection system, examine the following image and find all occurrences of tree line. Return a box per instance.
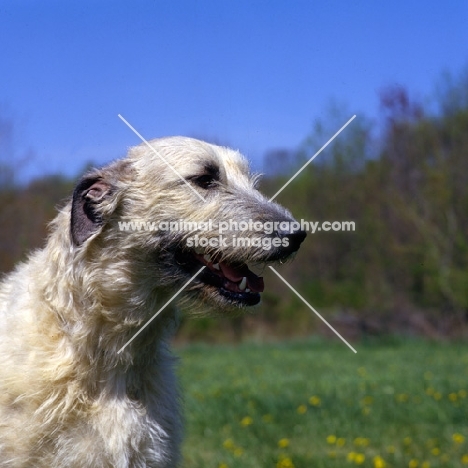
[1,68,467,340]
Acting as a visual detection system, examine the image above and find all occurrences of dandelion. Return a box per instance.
[354,453,366,464]
[219,464,228,468]
[297,404,307,414]
[430,447,440,456]
[223,439,235,450]
[386,445,395,453]
[347,451,366,464]
[462,454,468,464]
[425,387,434,395]
[309,395,321,406]
[433,392,442,400]
[337,438,346,447]
[354,437,370,447]
[262,414,273,423]
[373,455,386,468]
[421,462,430,468]
[449,392,458,402]
[233,447,244,457]
[403,437,412,446]
[240,416,253,427]
[326,435,337,445]
[408,460,419,468]
[277,455,295,468]
[278,438,290,448]
[453,433,465,444]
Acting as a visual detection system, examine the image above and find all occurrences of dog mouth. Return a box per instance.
[175,248,265,306]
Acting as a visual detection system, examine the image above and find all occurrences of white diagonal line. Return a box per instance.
[117,266,206,354]
[118,114,206,202]
[269,114,356,202]
[268,266,357,353]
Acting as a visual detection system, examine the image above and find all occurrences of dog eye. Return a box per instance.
[192,175,217,189]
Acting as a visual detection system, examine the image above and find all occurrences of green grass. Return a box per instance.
[177,338,468,468]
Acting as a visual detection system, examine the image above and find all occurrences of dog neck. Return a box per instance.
[37,214,180,397]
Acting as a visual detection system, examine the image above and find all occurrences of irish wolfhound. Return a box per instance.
[0,137,306,467]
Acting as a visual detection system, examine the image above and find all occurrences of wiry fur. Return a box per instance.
[0,137,304,467]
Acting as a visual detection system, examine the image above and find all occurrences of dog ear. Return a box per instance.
[71,175,112,246]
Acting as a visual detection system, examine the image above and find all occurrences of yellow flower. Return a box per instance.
[297,404,307,414]
[409,460,419,468]
[347,452,365,464]
[421,462,430,468]
[354,437,370,447]
[354,453,366,464]
[449,393,458,402]
[240,416,253,427]
[386,445,395,453]
[453,433,466,444]
[373,455,386,468]
[219,464,228,468]
[276,456,295,468]
[223,439,235,450]
[233,447,244,457]
[278,438,290,448]
[309,395,321,406]
[403,437,412,446]
[433,392,442,401]
[430,447,440,456]
[461,454,468,464]
[262,414,273,423]
[337,438,346,447]
[396,393,409,402]
[425,387,434,395]
[326,435,337,445]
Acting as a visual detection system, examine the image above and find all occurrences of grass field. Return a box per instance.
[177,338,468,468]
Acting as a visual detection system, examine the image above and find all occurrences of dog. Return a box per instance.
[0,137,306,467]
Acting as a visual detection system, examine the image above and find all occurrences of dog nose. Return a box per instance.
[276,227,307,253]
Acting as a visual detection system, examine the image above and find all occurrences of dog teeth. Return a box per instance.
[212,263,220,270]
[203,254,212,263]
[239,277,247,291]
[194,247,204,255]
[245,288,251,293]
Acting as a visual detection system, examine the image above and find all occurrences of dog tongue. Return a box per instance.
[219,263,264,293]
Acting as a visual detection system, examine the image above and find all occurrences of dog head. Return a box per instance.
[70,137,306,311]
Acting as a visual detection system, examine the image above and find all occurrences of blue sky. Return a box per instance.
[1,0,467,181]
